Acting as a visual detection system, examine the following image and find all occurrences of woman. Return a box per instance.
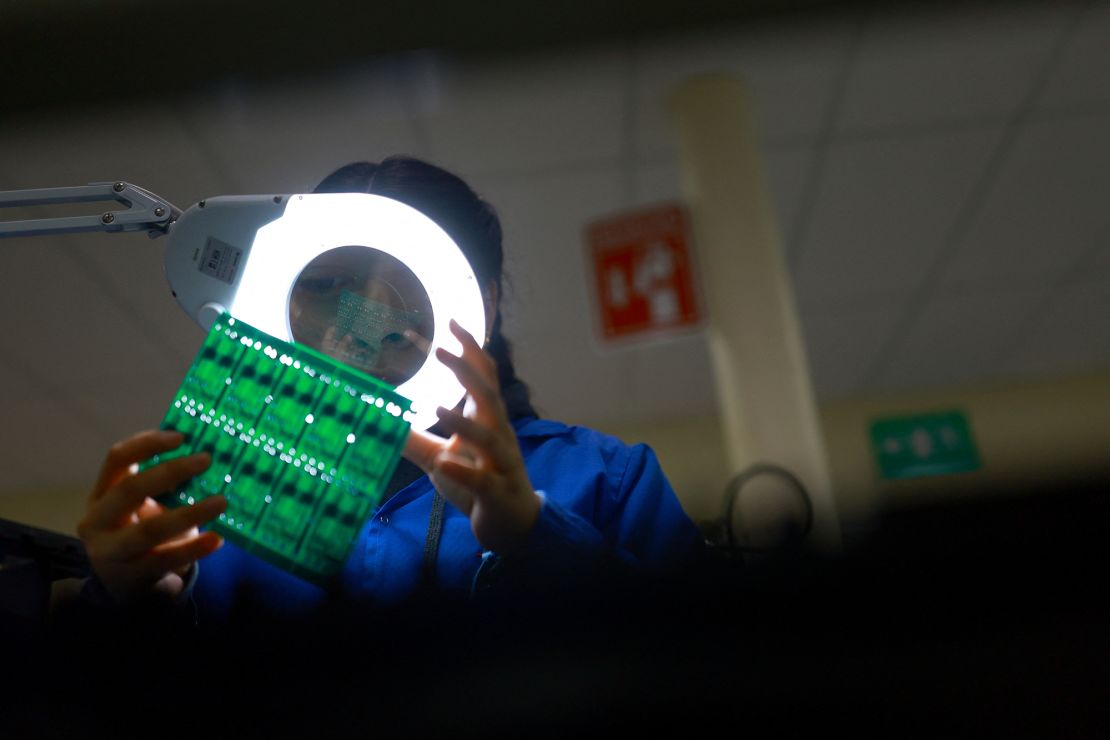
[74,157,705,617]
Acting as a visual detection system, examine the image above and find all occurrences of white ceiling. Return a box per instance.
[1,1,1108,495]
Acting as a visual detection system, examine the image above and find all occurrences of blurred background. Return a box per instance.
[2,0,1108,538]
[2,0,1108,732]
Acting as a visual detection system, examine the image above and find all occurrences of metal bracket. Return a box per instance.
[0,181,180,239]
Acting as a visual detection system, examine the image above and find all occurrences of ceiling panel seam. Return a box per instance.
[474,154,638,184]
[786,10,869,273]
[452,139,813,186]
[0,348,109,440]
[855,0,1095,391]
[621,39,641,209]
[0,170,184,408]
[59,243,191,372]
[394,55,435,160]
[987,214,1110,373]
[172,104,244,194]
[833,113,1030,146]
[834,101,1110,145]
[1032,99,1110,120]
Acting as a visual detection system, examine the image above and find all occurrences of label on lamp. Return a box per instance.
[198,237,243,285]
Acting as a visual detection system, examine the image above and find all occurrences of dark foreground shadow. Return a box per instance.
[3,477,1109,739]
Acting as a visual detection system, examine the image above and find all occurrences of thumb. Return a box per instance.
[403,428,443,473]
[430,451,476,516]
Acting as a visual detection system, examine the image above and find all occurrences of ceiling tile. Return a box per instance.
[939,113,1110,291]
[839,4,1071,132]
[512,325,633,426]
[0,106,224,213]
[0,240,181,390]
[1080,229,1110,275]
[1037,0,1110,110]
[0,360,103,496]
[59,231,203,372]
[418,47,626,177]
[515,324,717,428]
[80,371,187,446]
[800,304,903,399]
[632,160,683,205]
[793,127,1002,310]
[1004,277,1110,377]
[477,165,623,342]
[620,332,717,422]
[634,20,854,157]
[869,286,1049,392]
[474,165,721,425]
[634,146,811,252]
[178,63,424,195]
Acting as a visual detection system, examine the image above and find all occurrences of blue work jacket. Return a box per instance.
[194,416,705,619]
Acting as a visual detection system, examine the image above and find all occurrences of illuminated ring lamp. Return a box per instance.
[0,184,483,582]
[165,192,487,432]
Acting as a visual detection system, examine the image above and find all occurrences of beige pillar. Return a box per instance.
[667,74,840,549]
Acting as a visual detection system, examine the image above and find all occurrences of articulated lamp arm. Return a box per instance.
[0,182,488,431]
[0,181,179,239]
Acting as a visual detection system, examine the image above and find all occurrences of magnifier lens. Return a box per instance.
[289,245,435,387]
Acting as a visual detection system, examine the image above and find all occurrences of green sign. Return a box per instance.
[869,410,981,480]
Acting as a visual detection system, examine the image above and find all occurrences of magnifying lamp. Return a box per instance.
[0,182,487,431]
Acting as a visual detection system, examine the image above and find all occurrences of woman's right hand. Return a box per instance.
[76,429,227,604]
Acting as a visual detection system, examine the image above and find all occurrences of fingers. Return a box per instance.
[136,497,164,522]
[436,346,498,406]
[449,319,497,381]
[430,451,479,515]
[325,325,356,353]
[321,324,339,352]
[91,429,185,502]
[86,453,211,531]
[434,407,517,473]
[82,432,225,603]
[135,531,224,582]
[113,496,227,560]
[403,428,444,473]
[433,454,493,494]
[449,318,484,357]
[403,329,432,354]
[435,330,507,429]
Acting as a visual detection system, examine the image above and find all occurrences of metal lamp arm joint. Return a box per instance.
[0,181,179,239]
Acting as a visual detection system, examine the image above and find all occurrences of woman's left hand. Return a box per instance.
[402,320,541,553]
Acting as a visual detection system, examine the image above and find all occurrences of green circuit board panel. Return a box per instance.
[145,314,412,584]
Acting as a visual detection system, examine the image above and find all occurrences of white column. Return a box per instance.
[667,74,840,549]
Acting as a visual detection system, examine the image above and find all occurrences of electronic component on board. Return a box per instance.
[146,314,412,583]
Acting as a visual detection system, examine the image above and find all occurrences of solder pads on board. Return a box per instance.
[146,314,412,584]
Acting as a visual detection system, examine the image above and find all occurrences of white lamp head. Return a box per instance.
[164,192,487,431]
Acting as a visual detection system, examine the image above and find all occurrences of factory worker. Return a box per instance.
[74,156,705,617]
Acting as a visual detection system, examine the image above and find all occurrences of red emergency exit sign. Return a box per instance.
[585,204,701,341]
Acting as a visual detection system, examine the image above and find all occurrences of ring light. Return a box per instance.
[163,192,486,431]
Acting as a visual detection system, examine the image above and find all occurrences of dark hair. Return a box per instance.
[313,156,526,399]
